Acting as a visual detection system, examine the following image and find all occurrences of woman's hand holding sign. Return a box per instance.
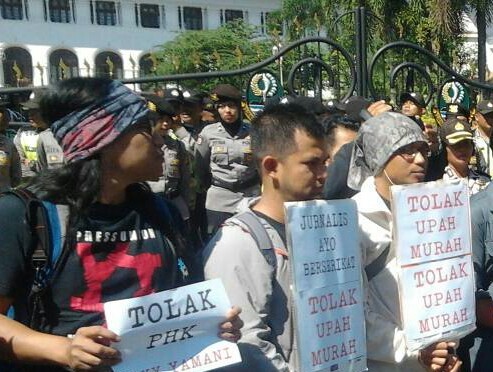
[66,326,121,371]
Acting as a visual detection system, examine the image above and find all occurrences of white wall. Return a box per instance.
[0,0,281,87]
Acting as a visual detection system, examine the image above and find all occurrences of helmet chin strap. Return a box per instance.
[383,169,395,186]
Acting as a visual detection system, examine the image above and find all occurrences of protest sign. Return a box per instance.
[391,180,476,351]
[285,199,367,372]
[104,278,241,372]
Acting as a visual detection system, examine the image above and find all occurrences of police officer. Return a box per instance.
[0,102,21,192]
[175,88,207,154]
[146,94,191,224]
[195,84,260,236]
[29,92,65,171]
[440,117,490,195]
[400,91,426,130]
[36,127,64,171]
[174,88,209,244]
[14,94,47,181]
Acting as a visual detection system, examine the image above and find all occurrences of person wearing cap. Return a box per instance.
[400,92,426,130]
[472,99,493,177]
[0,77,242,371]
[162,87,184,118]
[146,94,192,227]
[174,88,209,245]
[440,118,490,195]
[348,112,461,372]
[14,93,47,182]
[400,92,443,158]
[0,103,21,192]
[195,83,260,236]
[201,96,219,124]
[174,89,207,154]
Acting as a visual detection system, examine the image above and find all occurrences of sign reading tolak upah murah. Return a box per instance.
[391,180,476,351]
[284,199,367,372]
[104,279,241,372]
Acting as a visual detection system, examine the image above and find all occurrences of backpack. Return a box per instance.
[3,189,197,329]
[1,188,69,330]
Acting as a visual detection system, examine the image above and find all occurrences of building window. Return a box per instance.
[95,51,123,79]
[49,49,79,84]
[224,9,243,24]
[183,6,202,30]
[91,1,118,26]
[47,0,72,23]
[139,53,156,76]
[0,0,24,20]
[2,47,33,87]
[139,3,159,28]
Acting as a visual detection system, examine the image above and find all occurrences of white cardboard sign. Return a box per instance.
[285,199,367,372]
[104,278,241,372]
[391,181,476,350]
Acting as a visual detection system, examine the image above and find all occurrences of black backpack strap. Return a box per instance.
[2,189,52,271]
[150,193,200,284]
[365,243,392,281]
[232,210,277,271]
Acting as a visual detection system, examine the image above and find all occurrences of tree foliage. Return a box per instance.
[148,1,492,96]
[151,20,273,91]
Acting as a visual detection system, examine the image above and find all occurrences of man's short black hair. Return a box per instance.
[251,103,325,170]
[321,114,360,150]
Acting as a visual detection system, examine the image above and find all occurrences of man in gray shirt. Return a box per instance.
[204,103,329,371]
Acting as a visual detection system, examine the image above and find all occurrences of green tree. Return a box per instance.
[151,20,273,92]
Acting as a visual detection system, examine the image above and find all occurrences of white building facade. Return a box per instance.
[462,12,493,81]
[0,0,281,87]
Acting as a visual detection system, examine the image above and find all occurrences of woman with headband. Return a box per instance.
[0,78,241,371]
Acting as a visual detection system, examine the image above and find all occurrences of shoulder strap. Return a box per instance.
[40,201,69,275]
[365,243,392,281]
[2,189,50,269]
[151,194,192,283]
[233,210,277,270]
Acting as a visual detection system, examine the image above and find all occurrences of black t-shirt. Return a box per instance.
[252,210,287,247]
[0,194,179,338]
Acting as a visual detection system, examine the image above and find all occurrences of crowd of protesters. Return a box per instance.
[0,76,492,371]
